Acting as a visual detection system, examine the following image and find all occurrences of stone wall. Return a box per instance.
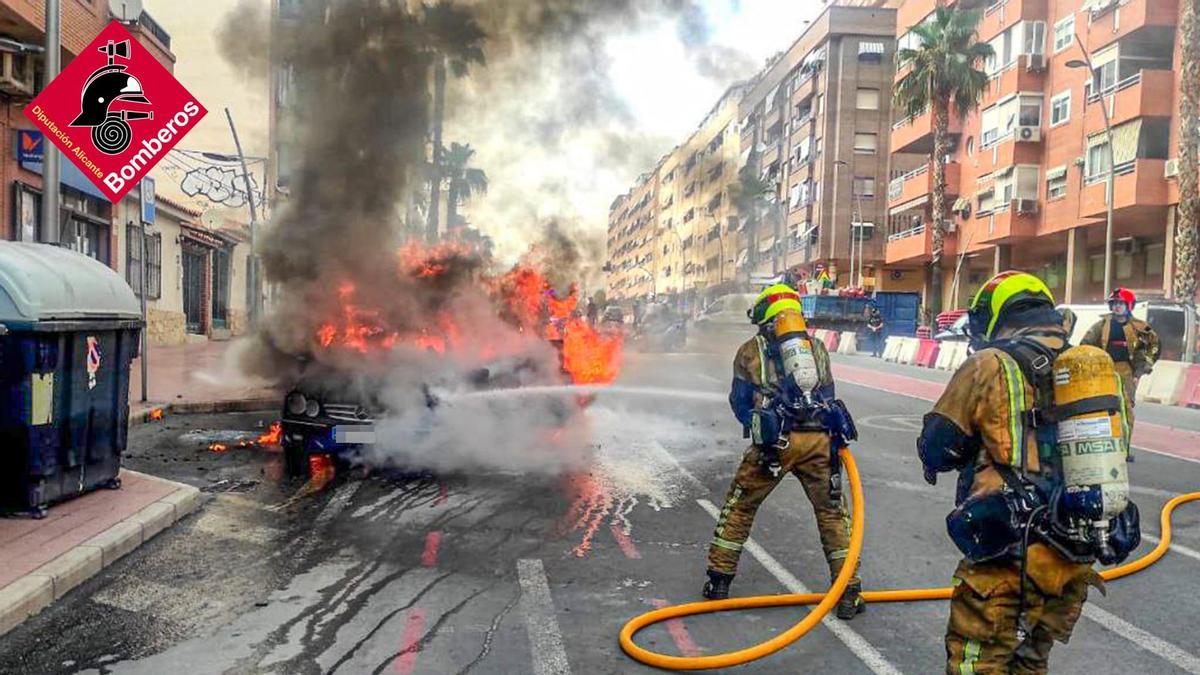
[146,308,187,346]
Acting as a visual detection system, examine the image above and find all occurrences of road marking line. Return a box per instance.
[1082,603,1200,673]
[421,531,443,567]
[393,608,426,675]
[1140,532,1200,565]
[696,499,904,675]
[651,598,701,657]
[517,559,573,675]
[296,480,363,559]
[695,373,720,384]
[610,524,642,560]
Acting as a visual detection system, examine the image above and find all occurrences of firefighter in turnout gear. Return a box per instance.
[1081,287,1159,426]
[704,284,864,620]
[919,271,1140,674]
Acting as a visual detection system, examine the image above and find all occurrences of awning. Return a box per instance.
[736,249,749,267]
[19,153,110,203]
[758,236,776,253]
[1045,165,1068,181]
[1111,119,1142,164]
[789,184,803,208]
[994,165,1014,177]
[858,41,885,56]
[952,197,970,211]
[889,194,929,215]
[739,146,754,168]
[1092,43,1119,69]
[802,47,826,69]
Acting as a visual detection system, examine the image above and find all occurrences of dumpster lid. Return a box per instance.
[0,242,141,327]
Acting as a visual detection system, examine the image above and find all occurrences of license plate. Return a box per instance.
[334,425,375,444]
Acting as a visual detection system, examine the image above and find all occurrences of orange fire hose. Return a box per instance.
[619,447,1200,671]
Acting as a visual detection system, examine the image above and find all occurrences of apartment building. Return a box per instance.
[738,4,901,291]
[606,168,659,302]
[886,0,1191,309]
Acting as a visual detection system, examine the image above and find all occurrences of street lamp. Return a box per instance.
[833,160,864,287]
[1067,35,1116,300]
[634,264,657,297]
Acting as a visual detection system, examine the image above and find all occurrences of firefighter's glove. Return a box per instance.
[917,413,976,487]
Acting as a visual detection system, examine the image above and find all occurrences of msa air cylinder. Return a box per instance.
[1053,345,1129,550]
[773,309,820,394]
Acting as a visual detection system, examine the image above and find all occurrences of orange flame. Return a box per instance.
[561,318,623,385]
[258,421,283,446]
[209,443,229,453]
[149,408,164,421]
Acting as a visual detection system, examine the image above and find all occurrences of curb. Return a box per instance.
[130,396,280,427]
[0,473,202,637]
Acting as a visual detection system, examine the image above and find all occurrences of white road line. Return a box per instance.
[517,559,573,675]
[1141,532,1200,565]
[296,480,363,559]
[1082,603,1200,674]
[695,373,721,384]
[697,499,904,675]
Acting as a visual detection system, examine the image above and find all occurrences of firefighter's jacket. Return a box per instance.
[1081,315,1159,378]
[924,324,1097,594]
[729,333,835,429]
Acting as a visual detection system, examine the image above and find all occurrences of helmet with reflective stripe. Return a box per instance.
[749,283,802,325]
[967,270,1055,341]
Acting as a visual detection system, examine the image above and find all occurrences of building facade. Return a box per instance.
[605,4,903,307]
[886,0,1194,310]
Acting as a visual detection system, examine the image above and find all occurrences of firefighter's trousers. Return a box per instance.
[707,431,858,584]
[945,549,1101,675]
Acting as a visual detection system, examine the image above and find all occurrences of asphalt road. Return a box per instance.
[3,349,1200,674]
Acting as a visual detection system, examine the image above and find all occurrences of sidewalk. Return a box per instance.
[0,471,200,636]
[129,339,280,420]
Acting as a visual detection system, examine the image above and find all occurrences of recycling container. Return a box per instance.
[0,242,142,517]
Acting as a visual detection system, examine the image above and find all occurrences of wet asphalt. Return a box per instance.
[1,350,1199,674]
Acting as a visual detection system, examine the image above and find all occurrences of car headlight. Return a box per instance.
[286,392,307,416]
[305,399,321,417]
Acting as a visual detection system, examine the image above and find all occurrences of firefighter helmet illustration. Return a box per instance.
[69,39,153,155]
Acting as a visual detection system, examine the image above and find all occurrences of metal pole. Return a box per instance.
[225,108,262,321]
[139,220,148,402]
[1102,112,1115,300]
[40,0,60,244]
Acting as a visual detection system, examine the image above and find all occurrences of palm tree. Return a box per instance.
[442,142,488,229]
[421,1,487,243]
[894,6,992,318]
[1175,0,1198,322]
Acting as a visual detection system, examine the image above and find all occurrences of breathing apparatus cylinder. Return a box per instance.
[1053,345,1130,558]
[772,309,819,398]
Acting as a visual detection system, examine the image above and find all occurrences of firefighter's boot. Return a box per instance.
[836,581,865,620]
[702,571,734,600]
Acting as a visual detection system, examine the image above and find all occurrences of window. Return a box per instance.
[1050,91,1071,127]
[1018,97,1042,127]
[1146,244,1165,277]
[966,136,975,156]
[1090,255,1105,283]
[1023,21,1046,56]
[1086,142,1112,183]
[1046,167,1068,200]
[856,88,880,110]
[1115,253,1133,280]
[1053,16,1075,53]
[854,133,877,154]
[853,176,876,199]
[125,225,162,300]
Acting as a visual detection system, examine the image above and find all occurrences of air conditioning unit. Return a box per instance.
[0,51,35,99]
[943,219,958,233]
[1014,198,1039,215]
[1165,158,1180,179]
[1016,126,1042,143]
[1025,53,1046,72]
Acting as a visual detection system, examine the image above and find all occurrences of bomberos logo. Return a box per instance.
[25,21,207,202]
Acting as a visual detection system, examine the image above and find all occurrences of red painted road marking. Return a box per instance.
[393,608,426,674]
[435,482,449,506]
[609,524,641,559]
[651,599,701,657]
[834,362,1200,463]
[421,531,442,567]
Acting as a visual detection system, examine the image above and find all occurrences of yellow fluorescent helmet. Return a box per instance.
[750,283,803,325]
[968,270,1055,340]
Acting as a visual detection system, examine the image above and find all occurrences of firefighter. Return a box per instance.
[919,271,1114,674]
[1080,287,1159,424]
[703,284,864,620]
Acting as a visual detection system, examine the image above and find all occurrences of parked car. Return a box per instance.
[628,303,687,352]
[688,293,757,352]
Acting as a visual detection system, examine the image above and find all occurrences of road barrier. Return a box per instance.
[914,339,940,368]
[823,330,839,353]
[837,331,857,355]
[899,338,917,364]
[1136,360,1190,406]
[935,341,962,370]
[1179,364,1200,409]
[882,336,903,362]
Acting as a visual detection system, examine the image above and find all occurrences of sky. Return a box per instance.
[140,0,821,239]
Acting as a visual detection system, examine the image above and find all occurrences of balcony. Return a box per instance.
[981,55,1046,108]
[976,131,1043,174]
[1083,70,1175,131]
[974,201,1039,244]
[979,0,1048,42]
[888,162,961,210]
[885,223,958,265]
[891,108,963,155]
[1085,0,1179,53]
[1080,159,1171,219]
